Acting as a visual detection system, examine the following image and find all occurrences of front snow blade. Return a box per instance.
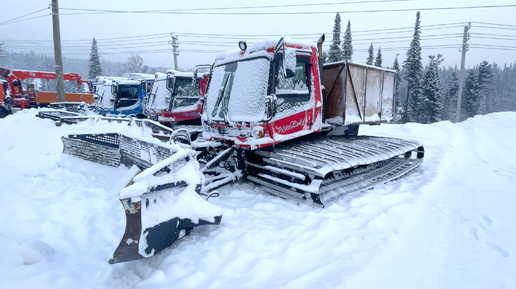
[109,152,223,264]
[59,131,223,264]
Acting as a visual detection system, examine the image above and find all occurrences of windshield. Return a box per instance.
[96,84,115,109]
[174,77,199,97]
[205,57,270,123]
[147,79,170,111]
[115,84,139,109]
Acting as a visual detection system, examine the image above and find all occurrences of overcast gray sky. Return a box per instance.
[1,0,515,72]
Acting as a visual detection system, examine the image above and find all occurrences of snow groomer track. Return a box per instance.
[246,136,424,206]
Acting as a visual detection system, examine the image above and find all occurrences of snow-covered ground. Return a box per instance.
[1,109,515,289]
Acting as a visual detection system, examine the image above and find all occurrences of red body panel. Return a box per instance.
[148,73,210,124]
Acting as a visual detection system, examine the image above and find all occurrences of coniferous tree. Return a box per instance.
[442,70,459,121]
[420,55,443,123]
[87,38,103,80]
[328,13,342,62]
[374,47,383,67]
[464,69,481,118]
[342,20,353,62]
[477,60,494,114]
[402,11,423,123]
[366,44,374,65]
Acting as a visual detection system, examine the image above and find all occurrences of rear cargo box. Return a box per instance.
[322,61,396,125]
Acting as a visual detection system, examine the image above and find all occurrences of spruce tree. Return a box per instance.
[420,55,443,124]
[464,69,481,118]
[328,13,342,63]
[442,70,459,121]
[88,38,103,80]
[402,11,423,123]
[342,20,353,62]
[374,47,382,67]
[366,44,374,65]
[477,61,493,114]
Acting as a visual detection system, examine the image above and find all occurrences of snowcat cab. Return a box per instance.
[109,78,145,116]
[122,73,155,104]
[146,65,210,125]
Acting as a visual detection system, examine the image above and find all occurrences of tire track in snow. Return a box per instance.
[339,122,493,288]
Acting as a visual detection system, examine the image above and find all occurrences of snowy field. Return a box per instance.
[1,109,515,289]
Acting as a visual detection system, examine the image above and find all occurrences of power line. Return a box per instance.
[58,4,516,15]
[0,8,48,25]
[61,0,422,13]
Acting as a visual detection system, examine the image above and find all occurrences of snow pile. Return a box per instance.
[1,109,516,288]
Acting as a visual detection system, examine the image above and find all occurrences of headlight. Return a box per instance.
[251,126,265,138]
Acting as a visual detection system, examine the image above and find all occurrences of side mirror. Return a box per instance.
[265,95,277,120]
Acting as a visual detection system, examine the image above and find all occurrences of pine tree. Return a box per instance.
[464,69,481,118]
[366,44,374,65]
[420,55,443,124]
[402,11,423,123]
[374,47,382,67]
[328,13,342,62]
[342,20,353,62]
[477,61,494,114]
[87,38,103,80]
[442,70,459,121]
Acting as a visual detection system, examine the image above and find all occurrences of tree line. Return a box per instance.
[2,38,168,81]
[325,11,516,123]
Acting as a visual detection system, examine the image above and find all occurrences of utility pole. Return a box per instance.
[455,23,471,123]
[52,0,65,102]
[169,34,179,70]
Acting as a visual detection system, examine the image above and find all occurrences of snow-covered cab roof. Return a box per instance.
[166,70,194,78]
[123,73,155,81]
[213,38,316,67]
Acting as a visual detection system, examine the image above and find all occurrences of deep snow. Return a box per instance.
[0,109,515,289]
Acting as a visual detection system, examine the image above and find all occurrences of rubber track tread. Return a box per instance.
[246,135,424,206]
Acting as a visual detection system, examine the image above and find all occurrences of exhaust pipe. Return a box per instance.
[317,34,326,122]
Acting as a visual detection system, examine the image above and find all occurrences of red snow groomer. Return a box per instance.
[59,35,424,264]
[145,65,211,126]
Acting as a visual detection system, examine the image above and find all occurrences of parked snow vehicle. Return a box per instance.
[194,36,424,206]
[122,72,155,102]
[58,36,424,263]
[93,77,146,116]
[1,80,10,118]
[0,67,93,109]
[59,118,222,264]
[145,65,210,125]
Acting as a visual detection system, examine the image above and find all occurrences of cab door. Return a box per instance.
[268,51,314,140]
